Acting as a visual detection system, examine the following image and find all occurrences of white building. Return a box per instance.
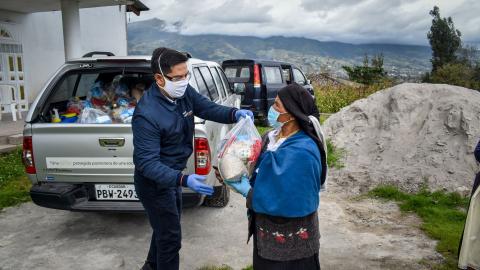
[0,0,148,115]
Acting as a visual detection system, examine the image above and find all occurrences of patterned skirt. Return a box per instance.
[251,211,321,270]
[253,235,321,270]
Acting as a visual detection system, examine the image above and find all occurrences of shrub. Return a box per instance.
[315,80,391,114]
[429,62,480,90]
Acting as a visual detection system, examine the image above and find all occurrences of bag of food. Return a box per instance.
[78,107,112,124]
[217,116,262,182]
[66,97,83,115]
[111,105,134,123]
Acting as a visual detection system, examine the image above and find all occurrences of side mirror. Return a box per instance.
[306,79,311,85]
[233,83,246,95]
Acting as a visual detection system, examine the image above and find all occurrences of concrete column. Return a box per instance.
[60,0,82,60]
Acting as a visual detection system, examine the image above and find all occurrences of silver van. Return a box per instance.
[23,54,241,211]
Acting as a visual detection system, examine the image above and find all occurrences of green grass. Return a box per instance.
[368,185,469,270]
[319,114,330,124]
[326,139,344,169]
[0,148,31,210]
[0,148,25,187]
[197,265,233,270]
[256,125,271,136]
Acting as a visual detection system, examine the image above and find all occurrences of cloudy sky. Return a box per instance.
[130,0,479,46]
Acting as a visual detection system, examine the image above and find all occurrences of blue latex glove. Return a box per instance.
[235,109,254,122]
[186,174,214,196]
[225,176,251,197]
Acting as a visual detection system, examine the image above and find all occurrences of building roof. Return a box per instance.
[0,0,148,14]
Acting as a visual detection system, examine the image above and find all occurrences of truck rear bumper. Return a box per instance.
[30,183,202,212]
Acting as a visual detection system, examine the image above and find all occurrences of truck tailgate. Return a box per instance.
[32,124,134,183]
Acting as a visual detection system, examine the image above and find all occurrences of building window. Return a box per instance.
[0,28,12,39]
[20,85,25,100]
[8,55,14,71]
[17,56,22,72]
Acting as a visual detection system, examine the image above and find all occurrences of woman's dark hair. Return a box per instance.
[151,47,189,75]
[278,83,327,185]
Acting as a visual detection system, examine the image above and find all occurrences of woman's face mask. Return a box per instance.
[268,106,288,129]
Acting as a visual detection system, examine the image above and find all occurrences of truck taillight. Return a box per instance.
[194,137,211,175]
[253,64,261,88]
[23,136,36,174]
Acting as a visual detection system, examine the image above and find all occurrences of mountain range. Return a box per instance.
[127,18,433,79]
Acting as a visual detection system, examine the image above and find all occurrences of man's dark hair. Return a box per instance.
[151,47,189,75]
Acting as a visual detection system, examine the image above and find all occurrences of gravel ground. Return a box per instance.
[0,190,441,270]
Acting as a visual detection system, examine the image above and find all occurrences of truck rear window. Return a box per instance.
[224,66,250,79]
[264,66,283,84]
[39,70,154,124]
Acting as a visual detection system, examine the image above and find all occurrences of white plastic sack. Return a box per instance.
[217,116,262,182]
[78,108,112,124]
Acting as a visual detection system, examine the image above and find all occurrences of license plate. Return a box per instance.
[95,184,139,200]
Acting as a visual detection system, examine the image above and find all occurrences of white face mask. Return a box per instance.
[162,77,189,98]
[157,52,189,98]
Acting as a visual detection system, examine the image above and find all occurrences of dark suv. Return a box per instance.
[222,59,314,124]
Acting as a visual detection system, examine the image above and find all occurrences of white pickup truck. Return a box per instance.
[23,53,241,211]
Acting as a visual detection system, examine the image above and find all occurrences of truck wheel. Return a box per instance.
[203,184,230,208]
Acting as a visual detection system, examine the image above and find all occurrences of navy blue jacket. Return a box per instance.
[475,140,480,163]
[132,83,237,189]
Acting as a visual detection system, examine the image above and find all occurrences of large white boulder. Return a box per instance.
[324,83,480,194]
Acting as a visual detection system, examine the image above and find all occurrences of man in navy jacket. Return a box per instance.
[132,48,252,270]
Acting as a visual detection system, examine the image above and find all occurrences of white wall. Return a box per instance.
[0,5,128,104]
[23,11,65,105]
[80,6,127,56]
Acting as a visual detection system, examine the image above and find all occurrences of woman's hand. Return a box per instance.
[224,176,251,198]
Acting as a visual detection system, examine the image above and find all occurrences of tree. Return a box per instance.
[342,54,387,85]
[427,6,462,71]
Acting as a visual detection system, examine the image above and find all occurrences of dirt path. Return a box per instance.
[319,192,441,269]
[0,191,441,270]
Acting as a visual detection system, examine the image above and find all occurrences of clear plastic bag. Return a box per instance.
[78,107,112,124]
[111,106,134,123]
[217,116,262,182]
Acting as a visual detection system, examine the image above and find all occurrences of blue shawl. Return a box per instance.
[252,131,321,218]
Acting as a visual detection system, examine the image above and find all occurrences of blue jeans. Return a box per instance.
[135,177,182,270]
